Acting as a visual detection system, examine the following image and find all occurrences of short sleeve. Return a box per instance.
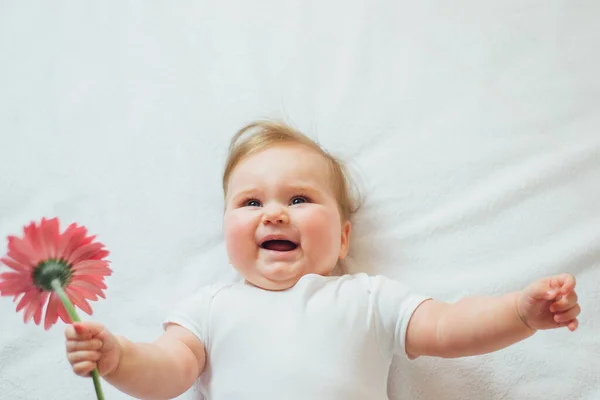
[368,275,431,359]
[162,284,225,347]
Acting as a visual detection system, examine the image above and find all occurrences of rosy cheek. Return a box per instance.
[302,209,341,249]
[224,211,256,262]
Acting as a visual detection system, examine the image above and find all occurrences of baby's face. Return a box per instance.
[223,144,350,291]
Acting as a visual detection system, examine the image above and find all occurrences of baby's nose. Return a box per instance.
[262,205,289,224]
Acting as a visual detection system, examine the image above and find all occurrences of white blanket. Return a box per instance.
[1,1,598,399]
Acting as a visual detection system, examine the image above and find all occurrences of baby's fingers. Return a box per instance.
[550,291,578,313]
[67,350,101,368]
[66,338,103,352]
[557,318,579,332]
[65,322,105,341]
[72,361,98,377]
[550,274,576,294]
[554,304,581,324]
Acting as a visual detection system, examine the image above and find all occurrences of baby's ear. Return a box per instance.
[339,221,351,259]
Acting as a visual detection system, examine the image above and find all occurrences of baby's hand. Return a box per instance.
[517,273,580,332]
[65,321,122,377]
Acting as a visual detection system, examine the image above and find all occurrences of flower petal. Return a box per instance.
[0,257,30,273]
[39,217,60,260]
[0,279,35,297]
[66,287,93,315]
[67,242,107,266]
[57,223,87,263]
[0,269,34,297]
[70,274,107,290]
[80,234,97,247]
[71,259,109,270]
[23,222,41,254]
[35,217,50,260]
[72,260,112,277]
[44,293,60,330]
[1,286,32,297]
[56,301,72,324]
[33,291,50,325]
[15,288,38,312]
[63,228,91,261]
[23,291,43,323]
[69,279,106,300]
[70,286,98,301]
[90,249,110,260]
[6,236,39,267]
[72,268,112,278]
[0,271,30,282]
[14,231,47,265]
[55,223,77,257]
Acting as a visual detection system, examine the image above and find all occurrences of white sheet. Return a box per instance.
[1,1,599,399]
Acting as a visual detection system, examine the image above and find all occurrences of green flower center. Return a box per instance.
[33,259,72,291]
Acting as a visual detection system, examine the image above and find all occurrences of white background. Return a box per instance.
[1,1,599,399]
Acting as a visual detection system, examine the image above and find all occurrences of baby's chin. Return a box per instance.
[241,262,324,291]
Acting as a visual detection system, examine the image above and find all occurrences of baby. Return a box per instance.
[65,121,581,399]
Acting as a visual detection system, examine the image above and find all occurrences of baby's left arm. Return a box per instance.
[405,273,580,359]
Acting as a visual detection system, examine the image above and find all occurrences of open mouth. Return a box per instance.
[260,240,298,252]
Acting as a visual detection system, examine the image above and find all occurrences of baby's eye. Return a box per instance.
[290,196,308,205]
[244,199,261,207]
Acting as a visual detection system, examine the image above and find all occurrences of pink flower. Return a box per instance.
[0,217,111,330]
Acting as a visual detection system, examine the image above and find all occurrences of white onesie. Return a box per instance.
[164,272,430,400]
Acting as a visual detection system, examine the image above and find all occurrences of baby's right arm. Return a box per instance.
[65,321,205,400]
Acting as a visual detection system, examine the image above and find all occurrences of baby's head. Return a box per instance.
[222,120,360,290]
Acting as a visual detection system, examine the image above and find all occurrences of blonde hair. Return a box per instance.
[222,120,361,222]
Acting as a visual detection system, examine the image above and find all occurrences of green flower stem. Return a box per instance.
[51,279,105,400]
